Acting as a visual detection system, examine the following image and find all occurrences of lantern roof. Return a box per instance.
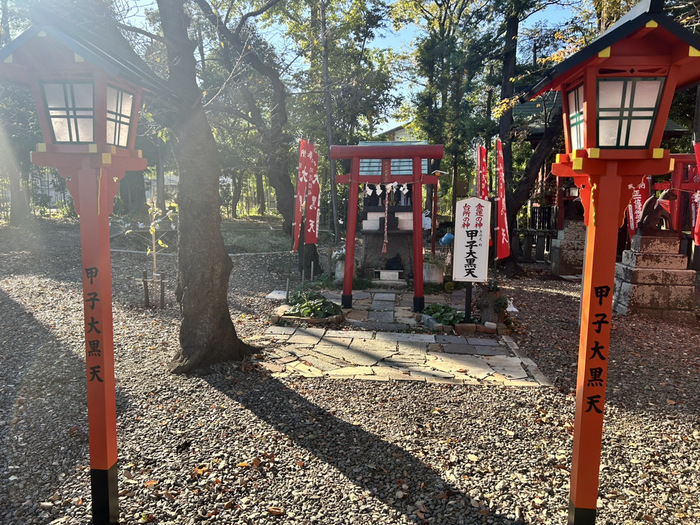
[0,7,171,95]
[524,0,700,100]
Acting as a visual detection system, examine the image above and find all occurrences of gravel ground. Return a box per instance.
[0,219,698,525]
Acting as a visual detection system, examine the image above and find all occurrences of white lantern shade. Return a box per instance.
[597,77,663,148]
[42,81,94,143]
[106,85,134,147]
[567,84,585,151]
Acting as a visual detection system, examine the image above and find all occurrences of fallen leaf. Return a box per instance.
[253,457,262,468]
[267,506,285,516]
[144,480,158,487]
[237,462,250,468]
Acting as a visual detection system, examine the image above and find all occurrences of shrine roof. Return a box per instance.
[358,141,429,177]
[0,7,171,96]
[524,0,700,100]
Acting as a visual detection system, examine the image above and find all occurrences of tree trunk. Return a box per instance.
[8,166,30,226]
[500,107,564,277]
[499,14,518,195]
[255,169,265,215]
[157,0,250,373]
[320,0,339,244]
[231,170,242,218]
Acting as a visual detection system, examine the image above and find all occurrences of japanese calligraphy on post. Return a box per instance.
[452,197,491,282]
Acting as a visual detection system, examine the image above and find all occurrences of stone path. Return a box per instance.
[256,290,552,387]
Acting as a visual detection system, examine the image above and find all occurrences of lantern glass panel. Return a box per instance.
[567,84,585,151]
[106,86,134,147]
[597,78,663,148]
[42,82,94,143]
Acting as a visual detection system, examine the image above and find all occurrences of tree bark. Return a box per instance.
[157,0,250,373]
[255,169,266,215]
[499,14,518,194]
[500,107,564,277]
[7,166,30,226]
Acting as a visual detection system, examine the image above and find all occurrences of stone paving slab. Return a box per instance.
[319,343,393,366]
[427,354,494,380]
[326,365,375,377]
[324,329,372,340]
[368,310,394,323]
[370,300,396,311]
[475,346,511,356]
[397,341,429,354]
[348,321,408,331]
[265,326,298,335]
[383,354,427,366]
[466,337,500,346]
[483,355,529,380]
[436,335,467,344]
[442,343,478,355]
[371,365,420,381]
[375,332,435,343]
[262,290,552,387]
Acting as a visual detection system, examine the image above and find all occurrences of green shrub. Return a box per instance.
[422,303,465,325]
[286,291,342,319]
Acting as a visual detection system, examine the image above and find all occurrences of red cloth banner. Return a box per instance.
[292,139,310,252]
[477,144,488,200]
[305,148,320,244]
[496,139,510,260]
[692,190,700,246]
[626,176,651,238]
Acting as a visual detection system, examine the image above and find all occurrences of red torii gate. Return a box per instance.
[330,144,444,312]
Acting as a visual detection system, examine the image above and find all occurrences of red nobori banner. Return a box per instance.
[292,139,310,252]
[305,148,320,245]
[626,176,651,238]
[496,139,510,260]
[477,144,488,200]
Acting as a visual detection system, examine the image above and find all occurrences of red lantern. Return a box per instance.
[525,1,700,523]
[0,9,168,524]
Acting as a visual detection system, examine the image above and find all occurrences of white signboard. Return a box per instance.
[453,197,491,282]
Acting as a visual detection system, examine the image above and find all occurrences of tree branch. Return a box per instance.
[114,20,168,45]
[234,0,285,39]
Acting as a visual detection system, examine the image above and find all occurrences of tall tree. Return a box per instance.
[155,0,251,373]
[193,0,295,232]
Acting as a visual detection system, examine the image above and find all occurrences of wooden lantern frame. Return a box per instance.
[0,8,169,524]
[525,1,700,523]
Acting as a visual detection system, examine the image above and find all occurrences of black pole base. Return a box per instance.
[413,296,424,313]
[341,294,352,309]
[568,499,596,525]
[465,282,473,321]
[91,464,119,525]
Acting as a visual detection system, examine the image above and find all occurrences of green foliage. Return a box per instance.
[422,303,465,325]
[287,291,343,319]
[493,296,509,314]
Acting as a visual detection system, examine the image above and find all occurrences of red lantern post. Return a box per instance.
[0,9,168,523]
[525,1,700,522]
